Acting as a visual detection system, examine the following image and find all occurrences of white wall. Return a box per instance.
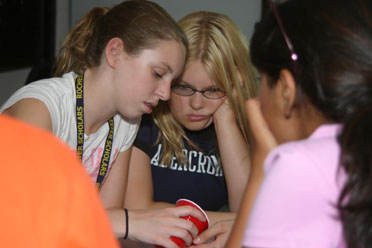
[0,0,261,106]
[71,0,261,41]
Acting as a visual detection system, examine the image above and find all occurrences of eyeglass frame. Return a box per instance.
[266,0,299,73]
[171,84,226,99]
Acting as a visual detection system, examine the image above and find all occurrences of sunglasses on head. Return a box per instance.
[266,0,298,72]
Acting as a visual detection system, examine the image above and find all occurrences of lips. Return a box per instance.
[187,114,208,121]
[144,102,154,113]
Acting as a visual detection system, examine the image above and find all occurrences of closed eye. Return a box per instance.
[178,84,193,90]
[154,70,163,79]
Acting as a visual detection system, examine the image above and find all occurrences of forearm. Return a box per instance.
[109,205,208,247]
[126,201,236,235]
[191,212,237,247]
[106,208,127,238]
[205,211,236,226]
[224,155,264,248]
[142,201,174,209]
[214,118,250,211]
[225,99,276,247]
[125,196,174,210]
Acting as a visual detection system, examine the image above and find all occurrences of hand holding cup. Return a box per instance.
[156,199,210,248]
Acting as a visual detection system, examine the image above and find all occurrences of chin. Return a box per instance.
[184,121,211,131]
[119,111,142,121]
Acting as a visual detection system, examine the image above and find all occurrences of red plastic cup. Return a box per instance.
[155,199,210,248]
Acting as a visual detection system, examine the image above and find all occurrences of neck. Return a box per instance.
[296,103,331,139]
[82,69,116,135]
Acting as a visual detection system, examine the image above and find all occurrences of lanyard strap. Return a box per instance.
[75,74,114,189]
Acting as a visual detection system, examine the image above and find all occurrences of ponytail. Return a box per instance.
[54,7,109,77]
[338,104,372,247]
[55,1,186,78]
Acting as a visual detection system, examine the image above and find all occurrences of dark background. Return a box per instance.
[0,0,55,72]
[261,0,287,17]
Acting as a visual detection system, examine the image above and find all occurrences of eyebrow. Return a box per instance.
[160,62,173,74]
[179,80,219,90]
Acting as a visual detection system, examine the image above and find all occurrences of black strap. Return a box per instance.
[75,74,114,189]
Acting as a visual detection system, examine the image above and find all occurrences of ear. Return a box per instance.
[105,37,125,68]
[278,69,296,118]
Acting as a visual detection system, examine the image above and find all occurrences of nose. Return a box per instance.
[190,92,205,110]
[156,80,171,101]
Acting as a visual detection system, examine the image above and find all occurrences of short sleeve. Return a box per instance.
[133,114,155,156]
[242,143,343,248]
[117,115,141,153]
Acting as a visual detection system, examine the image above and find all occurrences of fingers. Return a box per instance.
[245,98,268,138]
[245,99,277,149]
[245,98,263,129]
[150,223,195,248]
[193,227,218,244]
[128,208,197,247]
[160,237,182,248]
[162,206,206,246]
[128,207,210,247]
[213,101,236,128]
[174,215,200,238]
[168,225,194,246]
[173,205,207,223]
[192,220,233,247]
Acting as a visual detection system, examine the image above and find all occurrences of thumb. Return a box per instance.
[193,228,218,245]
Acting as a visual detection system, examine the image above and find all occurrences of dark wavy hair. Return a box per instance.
[250,0,372,247]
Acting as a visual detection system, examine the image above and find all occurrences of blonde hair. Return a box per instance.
[153,11,258,166]
[54,0,187,76]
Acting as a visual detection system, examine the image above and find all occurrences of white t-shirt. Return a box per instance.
[1,72,140,182]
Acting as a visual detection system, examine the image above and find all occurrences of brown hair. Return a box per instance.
[54,0,187,76]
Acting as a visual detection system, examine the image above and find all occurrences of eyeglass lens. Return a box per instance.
[172,85,226,99]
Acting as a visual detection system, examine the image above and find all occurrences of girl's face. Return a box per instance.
[113,39,186,119]
[168,60,225,131]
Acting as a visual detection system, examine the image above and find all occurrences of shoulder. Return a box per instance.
[265,124,341,174]
[1,72,76,112]
[114,114,141,140]
[133,114,158,155]
[242,125,345,248]
[1,114,85,181]
[111,114,141,150]
[1,72,80,134]
[115,114,141,131]
[262,124,344,199]
[136,114,159,139]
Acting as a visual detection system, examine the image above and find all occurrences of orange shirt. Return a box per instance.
[0,115,119,248]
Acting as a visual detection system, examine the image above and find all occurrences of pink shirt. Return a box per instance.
[242,124,346,248]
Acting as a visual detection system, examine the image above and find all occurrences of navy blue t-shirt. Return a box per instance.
[134,114,228,211]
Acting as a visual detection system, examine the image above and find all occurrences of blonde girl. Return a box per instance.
[126,11,257,247]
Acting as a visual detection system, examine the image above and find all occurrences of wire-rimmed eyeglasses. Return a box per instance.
[266,0,299,70]
[171,84,226,99]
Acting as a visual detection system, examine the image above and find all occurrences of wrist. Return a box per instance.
[123,208,129,239]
